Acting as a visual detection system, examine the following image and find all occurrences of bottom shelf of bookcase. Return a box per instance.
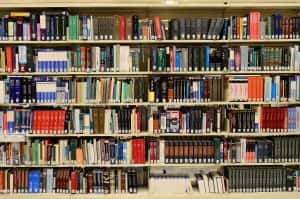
[0,192,299,199]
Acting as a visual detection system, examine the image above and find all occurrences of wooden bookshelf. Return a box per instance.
[0,0,300,197]
[1,71,300,77]
[0,39,300,44]
[0,192,299,199]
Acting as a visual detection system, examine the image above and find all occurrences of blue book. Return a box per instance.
[14,78,22,103]
[118,142,122,162]
[82,16,88,40]
[123,142,127,163]
[199,80,204,102]
[175,50,181,72]
[50,16,55,40]
[9,78,15,103]
[186,111,190,133]
[271,83,277,101]
[222,18,228,40]
[28,170,40,193]
[185,80,190,101]
[205,46,210,71]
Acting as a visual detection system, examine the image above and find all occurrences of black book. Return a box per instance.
[179,18,185,40]
[172,19,179,40]
[185,18,191,39]
[160,78,168,102]
[30,14,37,40]
[132,16,139,40]
[196,18,202,39]
[54,15,61,40]
[22,78,27,103]
[46,15,50,40]
[191,18,197,39]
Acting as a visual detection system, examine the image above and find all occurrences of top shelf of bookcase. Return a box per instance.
[0,39,300,45]
[2,0,300,8]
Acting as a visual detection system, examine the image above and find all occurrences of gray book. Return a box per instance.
[240,46,249,71]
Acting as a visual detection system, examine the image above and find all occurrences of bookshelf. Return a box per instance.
[0,0,300,198]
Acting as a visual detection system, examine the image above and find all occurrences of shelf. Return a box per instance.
[0,192,299,199]
[0,164,149,168]
[151,101,300,106]
[0,102,149,107]
[1,101,299,107]
[27,133,152,137]
[13,132,300,138]
[0,39,300,45]
[1,71,299,77]
[0,134,26,142]
[0,162,299,168]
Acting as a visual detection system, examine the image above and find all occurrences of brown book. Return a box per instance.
[126,16,132,40]
[98,108,105,134]
[114,15,120,40]
[167,78,174,102]
[183,141,188,163]
[139,47,150,72]
[92,108,100,134]
[199,141,204,163]
[165,141,170,164]
[87,174,93,193]
[24,169,28,193]
[174,141,179,163]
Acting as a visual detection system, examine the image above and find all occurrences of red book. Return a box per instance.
[71,171,77,193]
[3,112,7,134]
[136,111,141,132]
[0,171,3,191]
[153,16,162,40]
[48,111,53,134]
[81,47,86,72]
[60,110,66,133]
[260,107,265,131]
[52,110,58,134]
[45,110,50,134]
[120,16,126,40]
[139,138,145,163]
[5,47,13,72]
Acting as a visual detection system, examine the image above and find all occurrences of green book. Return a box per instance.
[214,138,221,163]
[68,15,72,40]
[121,81,128,102]
[70,139,77,161]
[76,46,81,72]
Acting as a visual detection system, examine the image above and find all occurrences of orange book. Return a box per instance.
[254,77,258,102]
[76,148,83,164]
[248,77,253,101]
[258,77,264,101]
[153,16,162,40]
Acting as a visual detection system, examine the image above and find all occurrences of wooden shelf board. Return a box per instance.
[0,192,299,199]
[0,39,299,44]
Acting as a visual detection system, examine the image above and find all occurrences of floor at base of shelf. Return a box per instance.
[0,192,299,199]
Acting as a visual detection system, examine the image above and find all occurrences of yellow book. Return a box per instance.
[10,12,30,18]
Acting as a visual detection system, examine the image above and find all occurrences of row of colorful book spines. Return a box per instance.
[0,169,138,194]
[230,14,300,40]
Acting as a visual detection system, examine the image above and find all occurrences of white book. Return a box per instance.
[119,46,130,72]
[159,140,165,163]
